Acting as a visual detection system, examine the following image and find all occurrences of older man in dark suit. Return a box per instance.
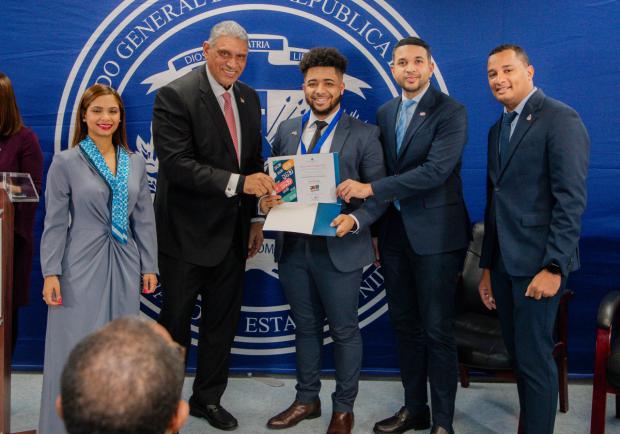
[478,44,590,434]
[338,37,470,434]
[152,20,274,431]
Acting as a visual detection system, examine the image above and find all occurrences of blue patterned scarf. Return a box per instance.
[78,136,130,244]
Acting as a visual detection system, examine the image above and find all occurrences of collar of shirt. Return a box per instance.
[307,105,341,129]
[301,105,342,154]
[401,82,430,105]
[504,86,538,116]
[205,64,235,106]
[503,87,538,136]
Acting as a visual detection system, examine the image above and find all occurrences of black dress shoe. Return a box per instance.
[430,426,451,434]
[373,406,430,433]
[190,404,238,430]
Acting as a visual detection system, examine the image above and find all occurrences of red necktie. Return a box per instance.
[222,92,239,162]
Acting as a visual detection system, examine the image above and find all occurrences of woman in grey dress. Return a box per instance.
[39,84,158,434]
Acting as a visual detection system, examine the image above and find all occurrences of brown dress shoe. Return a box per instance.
[326,411,354,434]
[267,399,321,429]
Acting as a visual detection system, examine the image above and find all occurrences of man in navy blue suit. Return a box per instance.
[478,44,590,434]
[338,37,470,434]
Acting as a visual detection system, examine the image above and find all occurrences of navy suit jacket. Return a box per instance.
[271,113,387,272]
[479,89,590,277]
[372,85,470,255]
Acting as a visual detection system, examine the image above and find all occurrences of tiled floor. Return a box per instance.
[11,373,620,433]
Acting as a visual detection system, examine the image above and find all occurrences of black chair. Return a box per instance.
[455,222,571,415]
[590,291,620,434]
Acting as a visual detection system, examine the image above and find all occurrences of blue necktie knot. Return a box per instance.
[503,111,518,125]
[402,99,416,111]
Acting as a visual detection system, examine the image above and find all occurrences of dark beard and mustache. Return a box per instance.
[306,92,342,117]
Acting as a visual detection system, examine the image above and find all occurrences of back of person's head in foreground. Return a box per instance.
[58,316,188,434]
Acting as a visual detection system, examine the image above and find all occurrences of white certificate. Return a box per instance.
[267,152,339,204]
[264,153,341,236]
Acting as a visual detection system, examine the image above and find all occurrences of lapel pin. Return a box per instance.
[291,131,298,136]
[240,97,245,104]
[419,112,426,116]
[526,114,532,121]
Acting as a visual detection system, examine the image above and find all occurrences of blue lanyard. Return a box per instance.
[299,108,343,155]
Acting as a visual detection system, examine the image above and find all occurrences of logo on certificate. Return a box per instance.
[273,158,297,202]
[54,0,450,357]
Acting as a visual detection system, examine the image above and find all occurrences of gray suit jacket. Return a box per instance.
[479,89,590,276]
[271,113,387,272]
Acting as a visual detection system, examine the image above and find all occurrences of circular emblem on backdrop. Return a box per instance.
[55,0,449,356]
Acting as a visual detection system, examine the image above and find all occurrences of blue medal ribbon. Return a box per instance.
[299,108,343,154]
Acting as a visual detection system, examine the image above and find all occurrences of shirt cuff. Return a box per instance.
[257,195,268,216]
[251,217,265,223]
[349,214,360,234]
[225,173,240,197]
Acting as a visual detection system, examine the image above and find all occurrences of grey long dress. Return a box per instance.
[38,147,158,434]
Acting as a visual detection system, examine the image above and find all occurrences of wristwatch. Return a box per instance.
[544,262,562,275]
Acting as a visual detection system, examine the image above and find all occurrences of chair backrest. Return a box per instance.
[459,222,497,316]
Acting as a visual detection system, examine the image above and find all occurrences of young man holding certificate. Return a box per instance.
[261,48,386,434]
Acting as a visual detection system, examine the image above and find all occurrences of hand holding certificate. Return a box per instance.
[263,152,343,236]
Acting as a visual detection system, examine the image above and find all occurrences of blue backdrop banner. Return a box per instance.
[2,0,619,375]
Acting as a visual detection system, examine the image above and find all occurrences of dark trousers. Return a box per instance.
[381,208,465,431]
[491,250,565,434]
[157,231,245,408]
[278,235,363,413]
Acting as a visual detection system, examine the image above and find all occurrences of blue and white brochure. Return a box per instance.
[264,152,341,236]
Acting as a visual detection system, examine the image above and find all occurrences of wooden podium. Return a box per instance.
[0,173,38,434]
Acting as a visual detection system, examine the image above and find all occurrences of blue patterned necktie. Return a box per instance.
[396,99,417,154]
[393,99,416,211]
[498,111,518,167]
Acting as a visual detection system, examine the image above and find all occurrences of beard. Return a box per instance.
[306,92,342,118]
[399,76,429,96]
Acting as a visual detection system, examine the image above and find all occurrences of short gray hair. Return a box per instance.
[207,20,248,45]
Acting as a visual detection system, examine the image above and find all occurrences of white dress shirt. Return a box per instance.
[504,87,538,138]
[298,106,340,154]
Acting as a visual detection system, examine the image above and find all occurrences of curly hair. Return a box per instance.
[299,47,347,76]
